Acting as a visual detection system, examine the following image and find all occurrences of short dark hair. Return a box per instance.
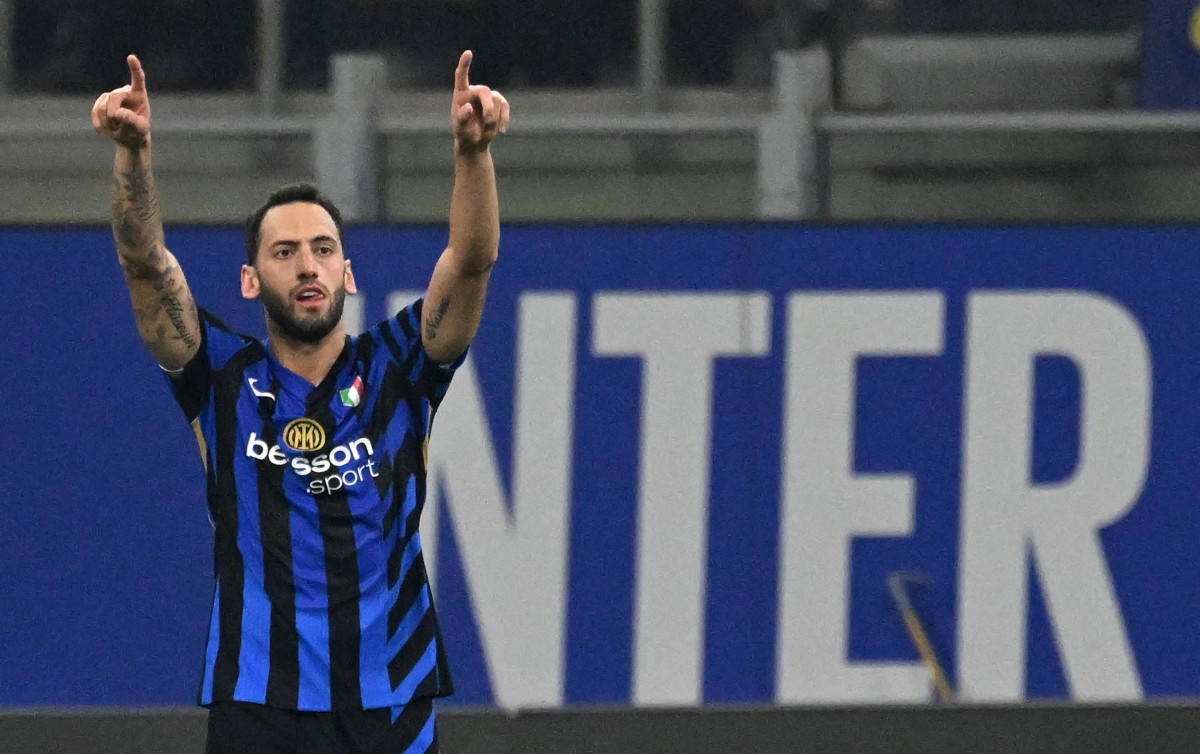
[245,183,345,265]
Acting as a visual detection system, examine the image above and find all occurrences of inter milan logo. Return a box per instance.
[282,418,326,452]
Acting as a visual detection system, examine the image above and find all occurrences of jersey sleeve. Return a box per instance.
[363,298,467,408]
[163,308,256,422]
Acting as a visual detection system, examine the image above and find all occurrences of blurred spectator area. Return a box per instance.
[277,0,782,89]
[13,1,255,91]
[9,0,1141,94]
[851,0,1139,33]
[1134,0,1200,109]
[13,0,749,91]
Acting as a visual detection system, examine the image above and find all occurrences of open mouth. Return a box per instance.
[296,286,326,309]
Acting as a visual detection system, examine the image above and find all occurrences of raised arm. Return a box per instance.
[91,55,200,374]
[421,50,511,364]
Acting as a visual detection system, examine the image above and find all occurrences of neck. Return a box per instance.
[266,320,347,386]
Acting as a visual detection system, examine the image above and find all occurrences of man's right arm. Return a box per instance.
[94,55,200,374]
[111,143,200,372]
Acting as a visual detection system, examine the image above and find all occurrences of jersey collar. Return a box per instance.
[264,335,354,405]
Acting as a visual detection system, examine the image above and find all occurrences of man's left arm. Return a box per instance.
[422,50,510,364]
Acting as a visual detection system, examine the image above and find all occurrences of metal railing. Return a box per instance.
[4,47,1200,222]
[818,110,1200,135]
[377,114,762,137]
[0,117,313,141]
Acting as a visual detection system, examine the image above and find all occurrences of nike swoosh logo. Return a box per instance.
[248,378,276,402]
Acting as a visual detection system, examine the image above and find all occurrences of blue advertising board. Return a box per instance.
[1,224,1198,708]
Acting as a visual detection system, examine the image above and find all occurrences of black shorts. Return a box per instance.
[205,698,438,754]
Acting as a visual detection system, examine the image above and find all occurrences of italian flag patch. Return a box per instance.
[339,376,364,408]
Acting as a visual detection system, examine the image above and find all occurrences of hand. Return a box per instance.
[451,51,509,154]
[91,55,151,149]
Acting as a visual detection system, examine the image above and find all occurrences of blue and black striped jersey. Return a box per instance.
[167,299,460,711]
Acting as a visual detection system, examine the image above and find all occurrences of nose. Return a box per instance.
[295,247,318,278]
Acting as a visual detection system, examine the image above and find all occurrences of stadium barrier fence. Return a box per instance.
[3,704,1200,753]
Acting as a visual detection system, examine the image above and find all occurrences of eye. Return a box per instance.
[317,245,335,255]
[274,247,292,259]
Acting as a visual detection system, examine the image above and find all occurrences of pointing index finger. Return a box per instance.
[127,54,146,92]
[454,50,472,92]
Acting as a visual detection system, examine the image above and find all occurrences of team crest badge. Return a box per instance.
[281,417,325,452]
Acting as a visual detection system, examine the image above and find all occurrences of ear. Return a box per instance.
[241,264,261,299]
[344,259,358,295]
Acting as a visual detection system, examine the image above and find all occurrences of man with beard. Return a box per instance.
[92,51,509,753]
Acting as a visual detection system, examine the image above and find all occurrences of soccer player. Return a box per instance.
[91,52,509,753]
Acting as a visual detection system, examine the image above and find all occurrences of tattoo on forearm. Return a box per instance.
[129,271,198,350]
[425,297,451,339]
[111,151,165,276]
[161,294,198,349]
[110,148,198,361]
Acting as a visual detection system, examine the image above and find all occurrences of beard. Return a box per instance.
[260,281,347,344]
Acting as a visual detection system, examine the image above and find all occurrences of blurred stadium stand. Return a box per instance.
[1,0,1197,224]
